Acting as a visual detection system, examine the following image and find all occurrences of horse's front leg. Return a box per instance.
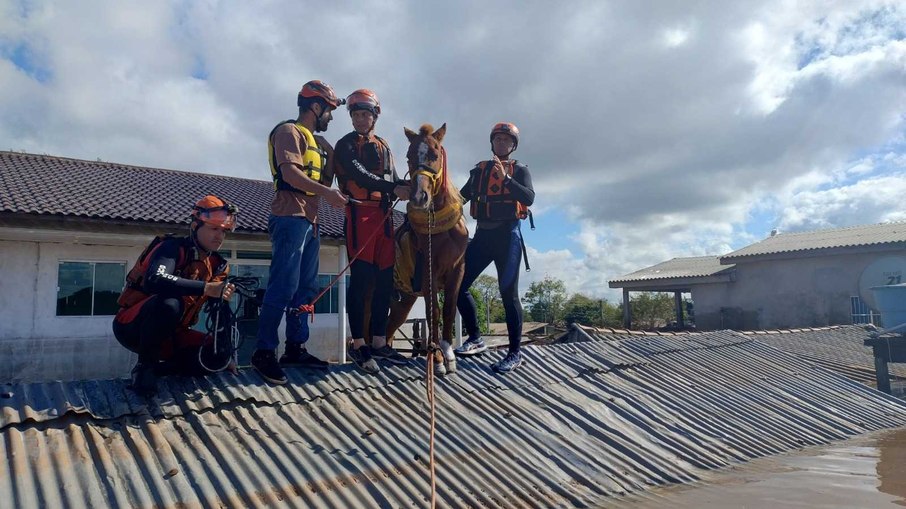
[440,263,465,374]
[386,293,418,348]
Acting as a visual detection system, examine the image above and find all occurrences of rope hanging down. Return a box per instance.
[425,202,438,509]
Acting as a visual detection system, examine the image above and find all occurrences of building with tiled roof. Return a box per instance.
[0,151,416,382]
[610,224,906,331]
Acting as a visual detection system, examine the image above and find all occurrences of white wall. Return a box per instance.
[0,229,426,382]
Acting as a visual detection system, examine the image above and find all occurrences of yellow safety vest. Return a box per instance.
[268,120,325,196]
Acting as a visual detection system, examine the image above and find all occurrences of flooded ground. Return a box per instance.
[615,426,906,508]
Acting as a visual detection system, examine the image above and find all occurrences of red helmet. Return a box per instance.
[191,195,238,231]
[297,80,343,109]
[490,122,519,149]
[346,89,381,116]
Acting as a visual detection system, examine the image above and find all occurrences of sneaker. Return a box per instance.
[252,349,287,385]
[349,345,380,375]
[454,337,487,357]
[128,363,157,397]
[372,345,409,365]
[492,351,523,373]
[280,343,329,370]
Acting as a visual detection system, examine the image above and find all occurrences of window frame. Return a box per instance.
[56,259,127,317]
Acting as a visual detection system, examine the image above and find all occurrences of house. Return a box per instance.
[609,223,906,330]
[0,151,422,382]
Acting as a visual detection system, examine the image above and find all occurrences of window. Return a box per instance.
[57,261,126,316]
[314,274,349,314]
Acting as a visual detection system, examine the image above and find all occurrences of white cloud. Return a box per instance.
[1,0,904,304]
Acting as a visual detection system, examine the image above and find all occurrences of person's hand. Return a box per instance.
[394,185,411,201]
[204,281,235,300]
[324,188,348,207]
[227,360,239,375]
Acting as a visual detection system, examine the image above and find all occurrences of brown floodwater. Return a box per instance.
[613,426,906,508]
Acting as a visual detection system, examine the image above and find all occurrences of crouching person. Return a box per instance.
[113,195,238,396]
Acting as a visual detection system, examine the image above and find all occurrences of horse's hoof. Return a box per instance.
[434,361,447,377]
[445,358,457,374]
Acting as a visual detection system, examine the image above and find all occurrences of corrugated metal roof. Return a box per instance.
[609,256,734,284]
[0,150,404,239]
[2,335,906,508]
[741,325,906,385]
[721,222,906,261]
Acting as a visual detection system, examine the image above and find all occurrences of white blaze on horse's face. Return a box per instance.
[412,140,432,209]
[417,141,429,167]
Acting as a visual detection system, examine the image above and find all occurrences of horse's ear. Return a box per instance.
[404,127,418,142]
[432,123,447,143]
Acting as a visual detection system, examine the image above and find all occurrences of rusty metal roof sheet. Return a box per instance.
[3,334,906,508]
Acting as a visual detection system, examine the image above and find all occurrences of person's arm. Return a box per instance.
[273,126,347,206]
[335,137,398,194]
[143,240,205,297]
[459,166,478,204]
[505,164,535,206]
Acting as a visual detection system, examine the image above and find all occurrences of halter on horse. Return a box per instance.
[386,124,468,375]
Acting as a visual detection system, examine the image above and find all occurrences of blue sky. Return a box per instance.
[1,0,904,302]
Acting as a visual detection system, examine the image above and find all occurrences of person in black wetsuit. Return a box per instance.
[333,88,410,374]
[113,195,238,395]
[455,122,535,373]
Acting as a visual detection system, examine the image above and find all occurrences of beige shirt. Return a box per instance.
[269,123,335,221]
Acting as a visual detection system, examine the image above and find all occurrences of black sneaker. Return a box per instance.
[280,343,329,370]
[128,363,157,397]
[371,345,410,365]
[252,349,287,385]
[348,345,380,375]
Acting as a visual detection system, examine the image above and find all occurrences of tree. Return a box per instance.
[630,292,675,330]
[472,274,504,329]
[523,276,567,324]
[561,293,623,327]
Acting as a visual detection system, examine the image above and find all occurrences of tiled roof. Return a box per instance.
[721,222,906,262]
[2,337,905,507]
[0,151,406,239]
[609,255,734,284]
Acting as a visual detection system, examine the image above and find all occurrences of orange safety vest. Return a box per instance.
[469,159,529,221]
[336,133,395,205]
[116,236,229,328]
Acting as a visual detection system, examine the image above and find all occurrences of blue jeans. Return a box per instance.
[256,215,320,351]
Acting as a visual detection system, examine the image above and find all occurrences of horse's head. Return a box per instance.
[404,123,447,210]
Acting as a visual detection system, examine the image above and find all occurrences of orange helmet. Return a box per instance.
[297,80,343,109]
[490,122,519,149]
[191,195,238,231]
[346,89,381,116]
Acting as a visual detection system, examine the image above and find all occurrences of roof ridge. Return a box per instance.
[762,221,906,239]
[0,150,270,185]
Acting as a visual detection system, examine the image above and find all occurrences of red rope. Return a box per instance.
[293,200,398,320]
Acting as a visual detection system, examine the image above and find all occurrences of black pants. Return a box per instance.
[113,295,224,375]
[456,221,524,352]
[347,260,393,339]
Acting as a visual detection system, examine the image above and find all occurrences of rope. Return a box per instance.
[425,199,438,509]
[292,198,399,318]
[198,276,260,372]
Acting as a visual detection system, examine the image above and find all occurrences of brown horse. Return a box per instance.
[385,124,468,375]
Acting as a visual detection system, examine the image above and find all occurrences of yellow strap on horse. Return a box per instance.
[408,199,462,235]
